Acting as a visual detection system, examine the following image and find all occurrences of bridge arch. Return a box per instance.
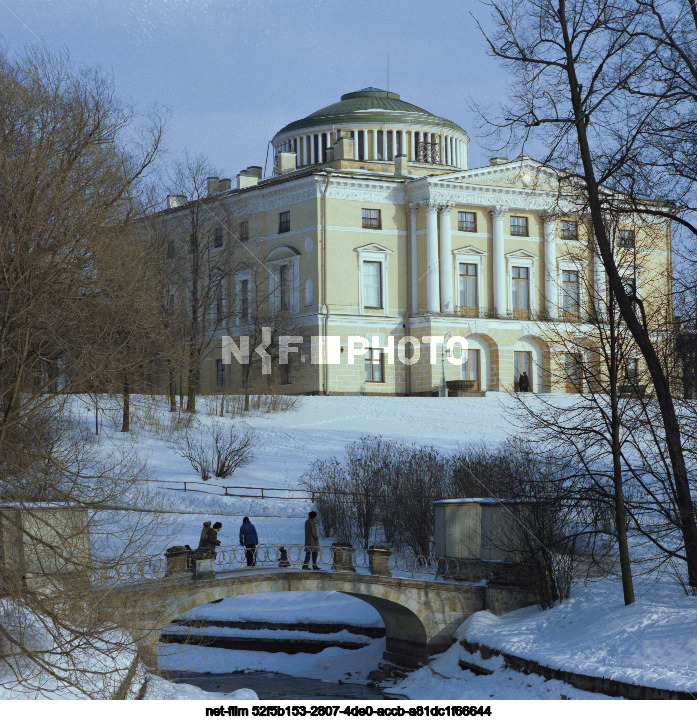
[129,571,485,669]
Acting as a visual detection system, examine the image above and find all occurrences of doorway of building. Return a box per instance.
[461,349,480,391]
[514,351,533,392]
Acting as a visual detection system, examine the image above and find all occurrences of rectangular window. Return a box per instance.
[565,353,582,392]
[239,221,249,242]
[510,216,529,236]
[365,348,385,383]
[626,358,639,384]
[280,363,291,385]
[278,211,290,234]
[458,212,477,232]
[240,278,249,320]
[377,130,384,161]
[216,359,225,389]
[214,227,224,248]
[358,131,365,160]
[279,264,291,310]
[362,208,381,229]
[458,263,478,314]
[363,261,383,308]
[511,266,529,311]
[618,229,635,248]
[215,287,224,321]
[561,220,578,240]
[623,277,636,298]
[562,270,580,316]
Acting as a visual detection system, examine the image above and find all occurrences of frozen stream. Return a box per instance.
[166,671,388,700]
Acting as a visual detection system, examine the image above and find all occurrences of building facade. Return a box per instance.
[162,88,671,396]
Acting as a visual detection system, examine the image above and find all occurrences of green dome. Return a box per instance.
[275,88,466,137]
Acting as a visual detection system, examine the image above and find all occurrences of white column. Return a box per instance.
[444,136,449,166]
[409,203,419,315]
[426,202,441,312]
[391,129,397,161]
[372,129,378,160]
[353,131,359,160]
[541,212,557,318]
[439,205,454,312]
[410,132,415,161]
[489,205,507,316]
[308,135,314,164]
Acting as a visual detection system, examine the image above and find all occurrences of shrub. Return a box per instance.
[174,421,256,480]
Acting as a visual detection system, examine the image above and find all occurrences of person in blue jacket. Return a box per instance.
[239,516,258,567]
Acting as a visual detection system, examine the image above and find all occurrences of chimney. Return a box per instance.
[332,131,354,161]
[207,176,220,196]
[237,170,258,189]
[489,157,509,166]
[218,178,232,192]
[166,194,187,209]
[246,166,263,179]
[277,151,297,175]
[394,154,408,176]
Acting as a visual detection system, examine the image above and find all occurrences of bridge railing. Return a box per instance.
[214,543,467,581]
[103,544,483,586]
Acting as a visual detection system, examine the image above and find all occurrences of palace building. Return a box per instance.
[162,87,671,396]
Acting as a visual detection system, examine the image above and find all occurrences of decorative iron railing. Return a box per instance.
[105,544,480,586]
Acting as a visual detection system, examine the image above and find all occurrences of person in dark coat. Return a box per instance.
[197,521,212,550]
[519,371,530,392]
[302,511,320,570]
[208,521,223,551]
[239,516,258,567]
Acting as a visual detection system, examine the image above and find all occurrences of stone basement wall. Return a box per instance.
[460,639,695,700]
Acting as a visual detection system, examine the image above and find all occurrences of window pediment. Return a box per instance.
[453,245,486,257]
[265,245,301,262]
[505,249,537,260]
[355,242,392,255]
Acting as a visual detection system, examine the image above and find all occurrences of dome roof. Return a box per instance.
[275,88,466,137]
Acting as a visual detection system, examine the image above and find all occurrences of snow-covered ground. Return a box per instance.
[15,393,695,700]
[459,576,697,693]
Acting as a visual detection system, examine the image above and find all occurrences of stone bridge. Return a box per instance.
[102,567,523,669]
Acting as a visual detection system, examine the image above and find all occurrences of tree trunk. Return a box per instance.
[609,311,634,604]
[559,5,697,586]
[168,365,176,413]
[121,373,130,432]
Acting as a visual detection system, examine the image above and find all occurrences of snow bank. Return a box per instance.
[158,639,386,684]
[458,578,697,693]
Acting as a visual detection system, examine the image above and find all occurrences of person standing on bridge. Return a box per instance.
[197,521,213,550]
[239,516,258,567]
[208,521,223,551]
[302,511,321,570]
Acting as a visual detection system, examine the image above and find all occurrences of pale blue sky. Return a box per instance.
[2,1,510,178]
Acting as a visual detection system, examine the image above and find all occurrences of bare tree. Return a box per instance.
[0,46,170,697]
[477,0,697,587]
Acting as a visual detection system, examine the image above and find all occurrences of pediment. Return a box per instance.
[557,252,586,265]
[265,245,301,262]
[354,243,392,254]
[430,157,567,192]
[453,245,486,256]
[506,249,537,259]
